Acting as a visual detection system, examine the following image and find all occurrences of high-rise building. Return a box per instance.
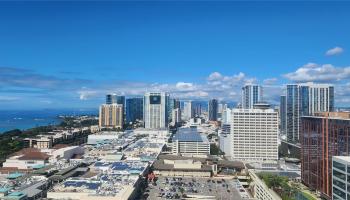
[217,103,227,119]
[106,94,125,107]
[106,93,117,104]
[222,108,232,124]
[192,101,202,117]
[173,99,180,109]
[301,112,350,199]
[208,99,218,121]
[219,107,233,158]
[143,92,169,129]
[280,95,287,136]
[171,108,181,126]
[99,104,123,129]
[106,94,126,123]
[219,123,233,158]
[126,97,143,123]
[332,156,350,200]
[285,83,334,143]
[116,95,125,106]
[183,101,193,120]
[224,107,278,161]
[241,84,263,109]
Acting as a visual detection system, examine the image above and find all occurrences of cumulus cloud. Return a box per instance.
[284,63,350,82]
[326,46,344,56]
[207,72,253,86]
[207,72,223,81]
[175,82,195,91]
[0,66,283,106]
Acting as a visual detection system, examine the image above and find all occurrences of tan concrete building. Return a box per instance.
[99,104,123,128]
[23,137,53,149]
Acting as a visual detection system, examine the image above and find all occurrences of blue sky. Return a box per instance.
[1,1,350,109]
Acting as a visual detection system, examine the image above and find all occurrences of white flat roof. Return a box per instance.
[333,156,350,163]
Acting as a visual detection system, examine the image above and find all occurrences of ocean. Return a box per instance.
[0,109,98,133]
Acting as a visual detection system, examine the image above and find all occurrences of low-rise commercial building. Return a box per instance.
[171,128,210,157]
[153,158,215,177]
[2,149,50,170]
[2,146,84,170]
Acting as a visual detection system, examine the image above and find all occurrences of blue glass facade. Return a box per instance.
[126,97,143,123]
[209,99,218,121]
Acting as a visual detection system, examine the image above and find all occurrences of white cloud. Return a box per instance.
[284,63,350,82]
[175,82,195,91]
[78,88,98,100]
[207,72,223,81]
[326,46,344,56]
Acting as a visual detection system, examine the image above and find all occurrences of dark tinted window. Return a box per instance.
[334,161,346,171]
[150,95,161,104]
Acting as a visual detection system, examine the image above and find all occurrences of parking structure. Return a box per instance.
[144,176,245,200]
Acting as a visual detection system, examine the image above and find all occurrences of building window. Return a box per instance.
[333,187,346,198]
[334,169,346,181]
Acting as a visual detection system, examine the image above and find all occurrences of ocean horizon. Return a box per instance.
[0,109,98,133]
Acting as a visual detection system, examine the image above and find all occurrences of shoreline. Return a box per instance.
[0,109,98,134]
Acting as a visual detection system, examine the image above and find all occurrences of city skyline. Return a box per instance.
[1,1,350,109]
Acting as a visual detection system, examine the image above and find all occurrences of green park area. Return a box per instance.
[258,173,318,200]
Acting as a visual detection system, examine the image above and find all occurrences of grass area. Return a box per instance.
[301,191,317,200]
[258,173,298,200]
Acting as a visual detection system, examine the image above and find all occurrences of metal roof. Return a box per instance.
[172,128,207,142]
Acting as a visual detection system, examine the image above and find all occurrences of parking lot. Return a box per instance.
[144,176,245,200]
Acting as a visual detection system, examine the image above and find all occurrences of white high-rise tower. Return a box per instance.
[144,92,169,129]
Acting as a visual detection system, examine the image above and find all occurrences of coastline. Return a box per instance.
[0,109,98,133]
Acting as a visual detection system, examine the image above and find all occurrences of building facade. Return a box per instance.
[106,93,117,104]
[285,83,334,143]
[208,99,218,121]
[172,128,210,157]
[280,95,287,136]
[173,99,180,109]
[126,97,143,123]
[221,108,232,124]
[106,94,125,105]
[171,108,181,127]
[241,84,263,109]
[99,104,124,128]
[332,156,350,200]
[192,101,202,117]
[228,108,278,161]
[143,92,169,129]
[301,112,350,199]
[183,101,193,121]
